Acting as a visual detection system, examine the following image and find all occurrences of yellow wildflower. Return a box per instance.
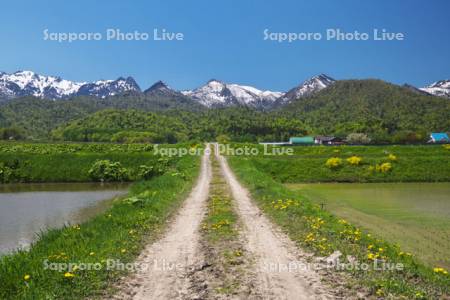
[367,253,375,260]
[388,154,397,161]
[433,267,448,275]
[64,272,75,278]
[24,274,31,281]
[347,156,362,165]
[325,157,342,169]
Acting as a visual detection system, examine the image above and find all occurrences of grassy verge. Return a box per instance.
[228,156,449,299]
[201,154,249,297]
[236,144,450,183]
[286,182,450,269]
[0,142,199,183]
[0,154,200,299]
[0,153,161,182]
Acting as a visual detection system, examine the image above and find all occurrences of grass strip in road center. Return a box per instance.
[199,153,251,297]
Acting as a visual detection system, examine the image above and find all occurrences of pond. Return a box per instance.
[0,183,129,255]
[286,182,450,268]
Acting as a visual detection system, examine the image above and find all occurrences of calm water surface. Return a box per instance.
[0,183,129,254]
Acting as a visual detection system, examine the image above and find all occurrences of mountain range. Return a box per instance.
[2,70,448,109]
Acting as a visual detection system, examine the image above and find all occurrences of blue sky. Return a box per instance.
[0,0,449,91]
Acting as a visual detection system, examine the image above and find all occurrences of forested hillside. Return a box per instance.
[280,80,450,142]
[51,108,308,143]
[1,79,449,143]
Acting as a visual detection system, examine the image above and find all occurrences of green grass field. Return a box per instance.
[244,144,450,183]
[286,182,450,269]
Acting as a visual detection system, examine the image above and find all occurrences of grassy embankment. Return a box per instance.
[228,148,450,299]
[0,142,161,182]
[0,144,201,299]
[201,153,249,297]
[286,182,450,270]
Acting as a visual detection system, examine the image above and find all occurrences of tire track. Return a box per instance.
[215,143,335,300]
[112,146,211,299]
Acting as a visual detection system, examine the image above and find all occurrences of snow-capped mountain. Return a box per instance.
[277,74,335,104]
[0,71,140,100]
[182,79,283,108]
[76,77,140,98]
[420,80,450,98]
[0,71,84,99]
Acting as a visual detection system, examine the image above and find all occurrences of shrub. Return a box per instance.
[88,160,128,182]
[325,157,342,169]
[346,133,371,145]
[346,156,362,165]
[0,163,13,183]
[216,134,231,144]
[137,165,166,180]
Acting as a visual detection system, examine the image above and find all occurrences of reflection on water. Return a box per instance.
[0,183,129,254]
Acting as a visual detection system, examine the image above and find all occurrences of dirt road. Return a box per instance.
[113,146,211,299]
[215,144,334,300]
[114,145,335,299]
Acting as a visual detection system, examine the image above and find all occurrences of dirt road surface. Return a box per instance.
[113,146,211,299]
[215,143,335,299]
[113,144,337,299]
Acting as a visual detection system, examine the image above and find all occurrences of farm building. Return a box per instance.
[314,136,344,145]
[429,133,449,143]
[289,136,315,145]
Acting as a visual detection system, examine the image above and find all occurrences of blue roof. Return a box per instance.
[431,133,449,141]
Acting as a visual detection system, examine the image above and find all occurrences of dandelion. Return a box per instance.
[367,253,375,260]
[64,272,75,278]
[121,249,127,254]
[368,244,374,250]
[433,267,448,275]
[89,252,95,256]
[24,274,30,281]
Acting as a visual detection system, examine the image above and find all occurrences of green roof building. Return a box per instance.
[289,136,314,145]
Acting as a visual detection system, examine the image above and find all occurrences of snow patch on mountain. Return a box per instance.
[76,77,140,98]
[277,74,335,104]
[420,80,450,98]
[182,79,283,108]
[0,71,141,100]
[0,71,85,99]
